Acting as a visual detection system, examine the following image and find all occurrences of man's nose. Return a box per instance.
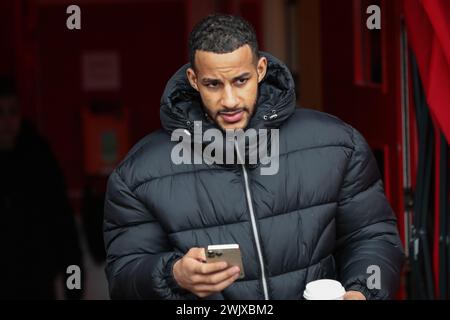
[221,85,239,109]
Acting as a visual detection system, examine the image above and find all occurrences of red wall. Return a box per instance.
[0,0,14,75]
[36,1,187,195]
[5,0,263,206]
[321,0,404,218]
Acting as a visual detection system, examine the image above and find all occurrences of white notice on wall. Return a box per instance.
[81,51,120,91]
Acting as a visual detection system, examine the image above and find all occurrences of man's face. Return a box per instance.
[187,45,267,130]
[0,96,21,150]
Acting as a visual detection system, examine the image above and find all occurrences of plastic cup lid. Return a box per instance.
[303,279,346,300]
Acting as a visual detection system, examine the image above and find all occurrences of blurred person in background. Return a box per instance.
[0,77,83,299]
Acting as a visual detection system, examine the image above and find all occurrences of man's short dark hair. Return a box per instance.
[0,76,17,98]
[188,14,259,68]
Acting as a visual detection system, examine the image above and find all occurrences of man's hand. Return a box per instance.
[343,291,366,300]
[172,247,241,298]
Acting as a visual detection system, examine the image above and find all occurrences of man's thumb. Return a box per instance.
[187,247,206,262]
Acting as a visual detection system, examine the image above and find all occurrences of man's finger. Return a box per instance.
[194,260,229,274]
[194,272,240,293]
[186,247,207,262]
[195,266,240,285]
[343,291,366,300]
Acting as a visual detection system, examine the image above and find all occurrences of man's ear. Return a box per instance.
[186,68,199,91]
[257,57,268,83]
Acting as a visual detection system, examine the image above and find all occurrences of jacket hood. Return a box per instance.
[160,52,297,134]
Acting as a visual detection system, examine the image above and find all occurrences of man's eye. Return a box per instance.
[206,82,219,88]
[236,78,248,86]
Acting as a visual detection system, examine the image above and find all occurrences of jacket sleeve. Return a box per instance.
[335,127,405,300]
[103,169,197,300]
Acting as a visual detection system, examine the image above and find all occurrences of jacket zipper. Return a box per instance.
[234,140,270,300]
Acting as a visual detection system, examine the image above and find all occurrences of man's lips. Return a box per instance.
[219,109,245,123]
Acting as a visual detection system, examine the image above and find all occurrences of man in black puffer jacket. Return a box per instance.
[104,14,404,300]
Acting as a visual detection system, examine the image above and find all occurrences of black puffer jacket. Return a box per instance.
[104,53,404,300]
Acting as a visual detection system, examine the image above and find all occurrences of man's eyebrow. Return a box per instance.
[201,72,252,84]
[232,72,252,81]
[201,77,221,84]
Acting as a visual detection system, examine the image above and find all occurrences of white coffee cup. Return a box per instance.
[303,279,346,300]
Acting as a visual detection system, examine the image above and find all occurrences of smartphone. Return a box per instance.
[204,244,245,279]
